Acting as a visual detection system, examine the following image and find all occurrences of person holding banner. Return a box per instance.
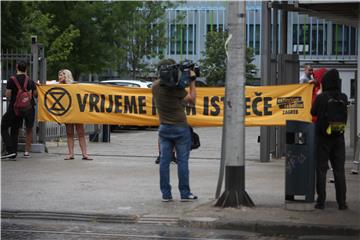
[299,64,314,84]
[152,59,198,202]
[311,68,327,123]
[58,69,92,161]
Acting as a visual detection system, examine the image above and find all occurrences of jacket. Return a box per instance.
[311,69,348,135]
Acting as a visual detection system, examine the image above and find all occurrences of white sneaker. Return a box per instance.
[24,152,31,158]
[1,152,17,159]
[181,194,198,202]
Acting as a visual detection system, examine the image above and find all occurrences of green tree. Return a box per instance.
[1,1,176,80]
[39,1,116,79]
[199,31,257,86]
[121,1,172,78]
[1,2,56,51]
[199,31,227,86]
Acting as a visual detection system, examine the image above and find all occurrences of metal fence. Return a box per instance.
[44,122,96,141]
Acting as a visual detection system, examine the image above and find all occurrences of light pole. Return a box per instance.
[215,1,254,208]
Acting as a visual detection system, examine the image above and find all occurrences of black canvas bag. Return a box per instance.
[190,127,200,150]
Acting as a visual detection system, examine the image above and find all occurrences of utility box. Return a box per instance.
[285,120,315,202]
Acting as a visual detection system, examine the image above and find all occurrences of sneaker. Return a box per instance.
[181,194,198,202]
[24,152,31,158]
[1,152,17,159]
[162,197,173,202]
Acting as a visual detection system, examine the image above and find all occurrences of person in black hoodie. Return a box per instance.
[311,69,348,210]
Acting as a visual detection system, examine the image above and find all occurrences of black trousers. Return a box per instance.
[315,133,346,206]
[1,109,22,154]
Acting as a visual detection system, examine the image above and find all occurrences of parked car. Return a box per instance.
[99,80,153,131]
[99,79,152,88]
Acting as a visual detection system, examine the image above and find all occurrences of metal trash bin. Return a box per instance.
[285,120,315,202]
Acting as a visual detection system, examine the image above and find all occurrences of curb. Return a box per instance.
[178,217,360,236]
[3,210,359,237]
[1,210,138,224]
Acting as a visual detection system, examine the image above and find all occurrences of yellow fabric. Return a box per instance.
[37,83,313,126]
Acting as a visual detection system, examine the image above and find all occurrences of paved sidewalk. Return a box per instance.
[1,127,359,236]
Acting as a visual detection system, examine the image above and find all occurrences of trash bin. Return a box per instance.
[285,120,315,202]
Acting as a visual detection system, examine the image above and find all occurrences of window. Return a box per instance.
[145,24,164,55]
[170,24,196,55]
[332,24,357,55]
[206,24,224,33]
[247,24,260,54]
[293,24,327,55]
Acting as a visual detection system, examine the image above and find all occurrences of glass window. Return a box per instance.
[340,26,357,55]
[247,24,260,54]
[293,23,327,55]
[332,24,342,55]
[349,27,356,55]
[206,24,224,32]
[330,24,355,55]
[170,24,197,55]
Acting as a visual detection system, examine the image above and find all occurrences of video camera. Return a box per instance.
[159,59,200,89]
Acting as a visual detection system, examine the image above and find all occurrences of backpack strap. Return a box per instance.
[10,75,29,92]
[23,75,29,90]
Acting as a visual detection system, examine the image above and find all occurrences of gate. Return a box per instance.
[1,49,32,116]
[1,41,96,150]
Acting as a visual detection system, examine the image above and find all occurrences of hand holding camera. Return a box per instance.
[159,59,200,89]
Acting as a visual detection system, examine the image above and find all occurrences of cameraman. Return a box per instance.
[152,59,198,202]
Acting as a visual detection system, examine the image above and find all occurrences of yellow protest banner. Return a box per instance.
[37,83,313,126]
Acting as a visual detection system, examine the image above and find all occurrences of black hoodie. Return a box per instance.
[310,69,348,135]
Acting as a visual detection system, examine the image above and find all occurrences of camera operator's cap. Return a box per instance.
[157,58,176,70]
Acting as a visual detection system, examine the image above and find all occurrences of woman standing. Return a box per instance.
[58,69,92,160]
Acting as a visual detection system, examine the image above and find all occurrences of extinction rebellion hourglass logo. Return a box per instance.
[44,87,72,116]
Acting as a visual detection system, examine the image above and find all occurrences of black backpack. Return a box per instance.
[325,93,347,135]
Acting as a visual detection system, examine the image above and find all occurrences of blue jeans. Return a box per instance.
[158,124,192,199]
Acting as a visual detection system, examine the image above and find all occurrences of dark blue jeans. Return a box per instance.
[158,124,192,199]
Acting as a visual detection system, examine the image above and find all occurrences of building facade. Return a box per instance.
[159,1,357,99]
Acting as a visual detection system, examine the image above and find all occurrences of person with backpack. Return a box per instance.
[1,61,37,159]
[311,68,348,210]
